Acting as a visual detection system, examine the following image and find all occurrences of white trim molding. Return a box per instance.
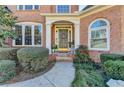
[13,22,43,47]
[45,16,80,53]
[88,18,110,51]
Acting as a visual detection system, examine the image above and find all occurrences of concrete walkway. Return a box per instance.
[0,62,75,87]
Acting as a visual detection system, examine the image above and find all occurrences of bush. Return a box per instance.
[103,60,124,80]
[75,45,91,62]
[0,48,18,60]
[100,54,124,62]
[17,47,49,73]
[73,61,96,71]
[72,62,105,87]
[72,69,105,87]
[0,60,16,82]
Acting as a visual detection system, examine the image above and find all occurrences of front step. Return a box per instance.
[53,53,74,62]
[56,56,73,62]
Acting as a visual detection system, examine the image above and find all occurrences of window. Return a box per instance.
[25,5,33,10]
[18,5,23,10]
[57,5,70,13]
[88,19,110,51]
[15,25,22,45]
[25,26,32,45]
[34,25,42,45]
[14,22,42,46]
[34,5,39,10]
[17,5,40,10]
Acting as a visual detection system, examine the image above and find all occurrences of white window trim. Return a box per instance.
[56,5,71,13]
[13,22,43,47]
[88,18,110,51]
[17,5,40,10]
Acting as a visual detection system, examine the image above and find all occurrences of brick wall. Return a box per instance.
[80,6,122,62]
[6,5,78,47]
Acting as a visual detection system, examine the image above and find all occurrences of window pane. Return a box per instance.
[91,29,106,39]
[34,25,42,45]
[25,26,32,45]
[91,39,107,48]
[19,5,23,10]
[91,20,107,28]
[34,5,39,10]
[57,5,70,13]
[15,25,22,45]
[25,5,33,10]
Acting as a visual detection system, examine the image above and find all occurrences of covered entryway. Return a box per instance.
[51,21,74,52]
[45,15,80,54]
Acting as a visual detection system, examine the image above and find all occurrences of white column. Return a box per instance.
[74,23,80,49]
[46,24,52,54]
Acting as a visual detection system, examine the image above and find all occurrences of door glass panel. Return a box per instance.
[25,26,32,45]
[34,25,41,45]
[59,29,68,48]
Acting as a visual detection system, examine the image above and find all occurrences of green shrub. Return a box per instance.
[100,54,124,62]
[0,60,16,83]
[0,48,18,60]
[103,60,124,80]
[73,62,96,71]
[17,47,49,73]
[75,45,91,62]
[72,69,105,87]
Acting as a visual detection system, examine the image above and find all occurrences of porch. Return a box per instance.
[44,15,80,54]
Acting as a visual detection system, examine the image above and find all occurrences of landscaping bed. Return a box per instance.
[1,61,55,85]
[72,62,106,87]
[0,47,56,85]
[72,45,124,87]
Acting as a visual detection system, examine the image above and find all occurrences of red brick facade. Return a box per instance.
[80,6,122,62]
[7,5,79,47]
[6,5,124,62]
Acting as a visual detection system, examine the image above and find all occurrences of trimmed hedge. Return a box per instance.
[0,60,16,83]
[17,47,49,73]
[100,54,124,62]
[0,48,18,60]
[103,60,124,80]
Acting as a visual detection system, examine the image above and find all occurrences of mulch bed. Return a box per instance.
[0,61,56,85]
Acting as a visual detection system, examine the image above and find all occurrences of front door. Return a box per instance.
[58,29,68,50]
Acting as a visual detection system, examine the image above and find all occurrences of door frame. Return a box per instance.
[55,25,73,51]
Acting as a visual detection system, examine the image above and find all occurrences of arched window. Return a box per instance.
[13,22,42,47]
[88,19,110,51]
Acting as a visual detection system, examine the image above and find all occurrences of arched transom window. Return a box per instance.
[88,19,110,51]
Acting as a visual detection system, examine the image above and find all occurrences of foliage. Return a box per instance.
[100,53,124,62]
[17,47,49,73]
[72,61,105,87]
[75,45,91,62]
[72,68,105,87]
[51,44,57,49]
[0,6,17,47]
[0,48,18,60]
[103,60,124,80]
[0,60,16,83]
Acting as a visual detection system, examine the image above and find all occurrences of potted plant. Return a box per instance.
[51,44,57,53]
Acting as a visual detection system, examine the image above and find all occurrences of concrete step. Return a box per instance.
[56,56,73,62]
